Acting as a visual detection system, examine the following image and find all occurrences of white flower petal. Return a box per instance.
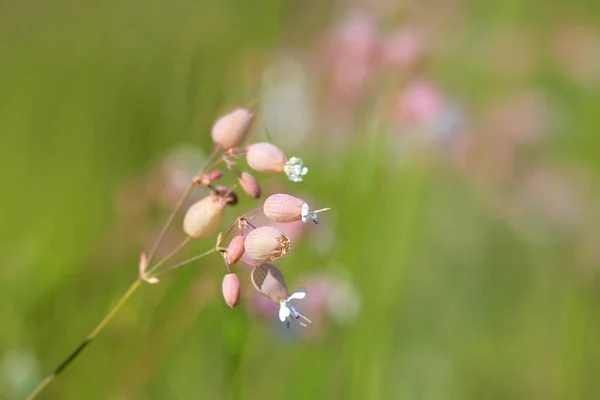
[288,288,306,300]
[279,303,291,322]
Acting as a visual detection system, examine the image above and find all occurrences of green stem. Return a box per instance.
[26,243,213,400]
[146,183,193,264]
[26,280,142,400]
[27,145,226,399]
[146,144,221,264]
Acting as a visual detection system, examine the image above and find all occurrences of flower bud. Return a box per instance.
[251,263,290,302]
[183,196,226,238]
[246,143,287,173]
[222,273,241,307]
[263,194,305,223]
[244,226,291,262]
[211,108,255,149]
[226,235,245,265]
[209,170,224,181]
[238,171,261,199]
[213,185,238,206]
[195,170,225,186]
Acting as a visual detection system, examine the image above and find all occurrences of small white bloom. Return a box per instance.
[283,157,308,182]
[279,288,312,327]
[301,203,331,225]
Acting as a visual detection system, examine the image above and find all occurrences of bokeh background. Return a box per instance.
[2,0,600,399]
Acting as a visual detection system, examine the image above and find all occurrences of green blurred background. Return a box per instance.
[1,0,600,399]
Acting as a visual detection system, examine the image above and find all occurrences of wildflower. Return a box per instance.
[222,273,241,308]
[226,235,245,265]
[263,194,330,224]
[246,143,287,173]
[183,196,226,238]
[251,263,311,326]
[211,108,255,149]
[244,226,291,262]
[238,171,261,199]
[246,143,308,182]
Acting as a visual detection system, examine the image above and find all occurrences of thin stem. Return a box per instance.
[220,206,263,243]
[146,183,193,263]
[146,236,191,276]
[26,280,142,400]
[154,248,218,276]
[203,157,225,175]
[146,145,221,264]
[26,143,231,400]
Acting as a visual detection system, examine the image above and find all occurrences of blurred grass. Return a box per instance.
[1,0,600,399]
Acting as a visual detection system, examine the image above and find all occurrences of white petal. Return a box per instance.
[279,303,291,322]
[288,288,306,300]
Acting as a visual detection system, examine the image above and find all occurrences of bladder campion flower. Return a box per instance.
[211,108,255,149]
[183,196,226,238]
[251,263,311,326]
[244,226,291,262]
[263,193,330,224]
[246,143,308,182]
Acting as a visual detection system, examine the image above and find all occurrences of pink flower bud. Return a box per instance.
[251,263,290,302]
[244,226,291,262]
[238,171,261,199]
[222,273,241,307]
[195,170,225,186]
[211,108,255,149]
[226,235,245,265]
[263,194,305,223]
[183,196,226,238]
[246,143,287,173]
[209,170,225,181]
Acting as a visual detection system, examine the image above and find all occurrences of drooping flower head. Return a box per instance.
[251,263,311,327]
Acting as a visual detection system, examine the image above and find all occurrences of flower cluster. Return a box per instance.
[142,106,330,327]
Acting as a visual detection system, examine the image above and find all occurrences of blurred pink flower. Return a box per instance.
[379,27,425,71]
[395,79,444,125]
[320,13,379,114]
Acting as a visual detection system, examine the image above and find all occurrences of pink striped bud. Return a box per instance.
[263,193,331,225]
[251,263,290,302]
[238,171,261,199]
[226,235,245,265]
[244,226,291,262]
[211,108,255,149]
[263,194,305,223]
[246,143,287,173]
[183,196,226,238]
[222,273,241,307]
